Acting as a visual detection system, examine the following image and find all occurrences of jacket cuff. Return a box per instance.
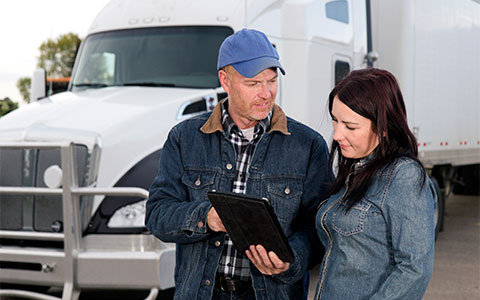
[272,231,314,284]
[271,249,303,284]
[183,201,212,235]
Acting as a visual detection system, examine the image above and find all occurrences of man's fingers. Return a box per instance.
[268,251,290,270]
[247,245,272,275]
[255,245,273,268]
[215,223,226,232]
[206,207,226,232]
[245,248,256,265]
[246,245,289,276]
[247,245,261,264]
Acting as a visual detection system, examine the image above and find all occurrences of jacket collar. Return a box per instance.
[353,152,376,173]
[200,98,290,135]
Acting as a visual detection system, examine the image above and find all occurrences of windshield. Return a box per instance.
[71,26,233,90]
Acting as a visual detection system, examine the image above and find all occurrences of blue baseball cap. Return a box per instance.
[217,28,286,78]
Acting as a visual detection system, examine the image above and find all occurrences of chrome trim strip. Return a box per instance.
[0,230,64,241]
[0,187,148,199]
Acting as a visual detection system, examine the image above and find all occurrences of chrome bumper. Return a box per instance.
[0,234,175,290]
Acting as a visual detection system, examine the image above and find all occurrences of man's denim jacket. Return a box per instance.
[146,101,330,299]
[315,157,436,300]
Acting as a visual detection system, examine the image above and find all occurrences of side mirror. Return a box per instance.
[30,69,46,102]
[364,51,379,66]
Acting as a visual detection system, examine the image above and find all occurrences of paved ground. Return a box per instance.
[308,193,480,299]
[423,194,480,300]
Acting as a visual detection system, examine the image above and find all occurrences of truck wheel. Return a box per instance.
[156,288,175,299]
[452,164,480,195]
[431,177,445,240]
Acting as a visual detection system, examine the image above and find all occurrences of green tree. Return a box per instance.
[16,33,82,102]
[16,77,31,103]
[0,97,19,117]
[38,32,82,77]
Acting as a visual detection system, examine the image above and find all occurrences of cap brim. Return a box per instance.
[232,56,286,78]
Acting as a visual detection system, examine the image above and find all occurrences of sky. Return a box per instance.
[0,0,111,106]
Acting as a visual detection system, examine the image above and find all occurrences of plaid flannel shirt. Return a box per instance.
[217,100,271,280]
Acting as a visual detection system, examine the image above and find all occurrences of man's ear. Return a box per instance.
[218,69,230,94]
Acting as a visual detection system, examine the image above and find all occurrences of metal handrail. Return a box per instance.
[0,289,62,300]
[0,186,148,198]
[72,187,149,198]
[0,230,64,241]
[0,187,62,195]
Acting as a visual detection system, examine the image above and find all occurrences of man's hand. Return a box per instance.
[246,244,290,275]
[206,207,226,232]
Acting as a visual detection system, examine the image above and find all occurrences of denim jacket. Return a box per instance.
[315,157,436,300]
[146,101,330,300]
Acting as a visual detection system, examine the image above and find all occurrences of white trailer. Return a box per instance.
[370,0,480,232]
[0,0,479,299]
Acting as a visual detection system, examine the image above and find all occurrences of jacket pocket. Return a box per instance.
[266,179,303,234]
[332,199,372,236]
[181,169,216,201]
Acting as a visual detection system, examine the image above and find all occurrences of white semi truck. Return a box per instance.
[1,0,479,299]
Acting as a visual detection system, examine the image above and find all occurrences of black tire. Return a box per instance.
[156,288,175,299]
[452,164,480,195]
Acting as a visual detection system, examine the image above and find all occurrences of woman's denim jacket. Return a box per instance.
[146,102,330,300]
[315,157,436,300]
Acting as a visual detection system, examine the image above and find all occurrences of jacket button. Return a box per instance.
[215,240,221,247]
[197,221,204,228]
[205,279,211,286]
[195,179,201,186]
[226,163,233,170]
[284,187,291,195]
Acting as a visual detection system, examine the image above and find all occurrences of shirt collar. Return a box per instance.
[200,98,290,136]
[221,100,271,137]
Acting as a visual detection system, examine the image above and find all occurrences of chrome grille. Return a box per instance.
[0,145,89,232]
[0,149,23,230]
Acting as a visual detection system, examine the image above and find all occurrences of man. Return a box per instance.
[146,28,330,300]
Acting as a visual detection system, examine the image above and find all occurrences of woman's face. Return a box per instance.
[331,96,379,159]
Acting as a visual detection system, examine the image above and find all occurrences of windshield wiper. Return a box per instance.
[120,82,177,87]
[73,83,109,88]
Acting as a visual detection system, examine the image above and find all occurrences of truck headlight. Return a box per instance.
[107,200,146,228]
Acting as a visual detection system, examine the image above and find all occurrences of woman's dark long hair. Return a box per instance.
[328,68,425,209]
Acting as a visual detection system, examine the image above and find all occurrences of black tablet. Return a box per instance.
[207,190,295,263]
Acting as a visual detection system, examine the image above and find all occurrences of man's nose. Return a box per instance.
[258,83,273,99]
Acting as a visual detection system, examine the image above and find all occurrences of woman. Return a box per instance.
[315,68,436,299]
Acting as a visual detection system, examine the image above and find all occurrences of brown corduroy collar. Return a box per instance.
[200,99,290,135]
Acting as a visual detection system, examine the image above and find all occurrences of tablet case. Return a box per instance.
[207,190,295,263]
